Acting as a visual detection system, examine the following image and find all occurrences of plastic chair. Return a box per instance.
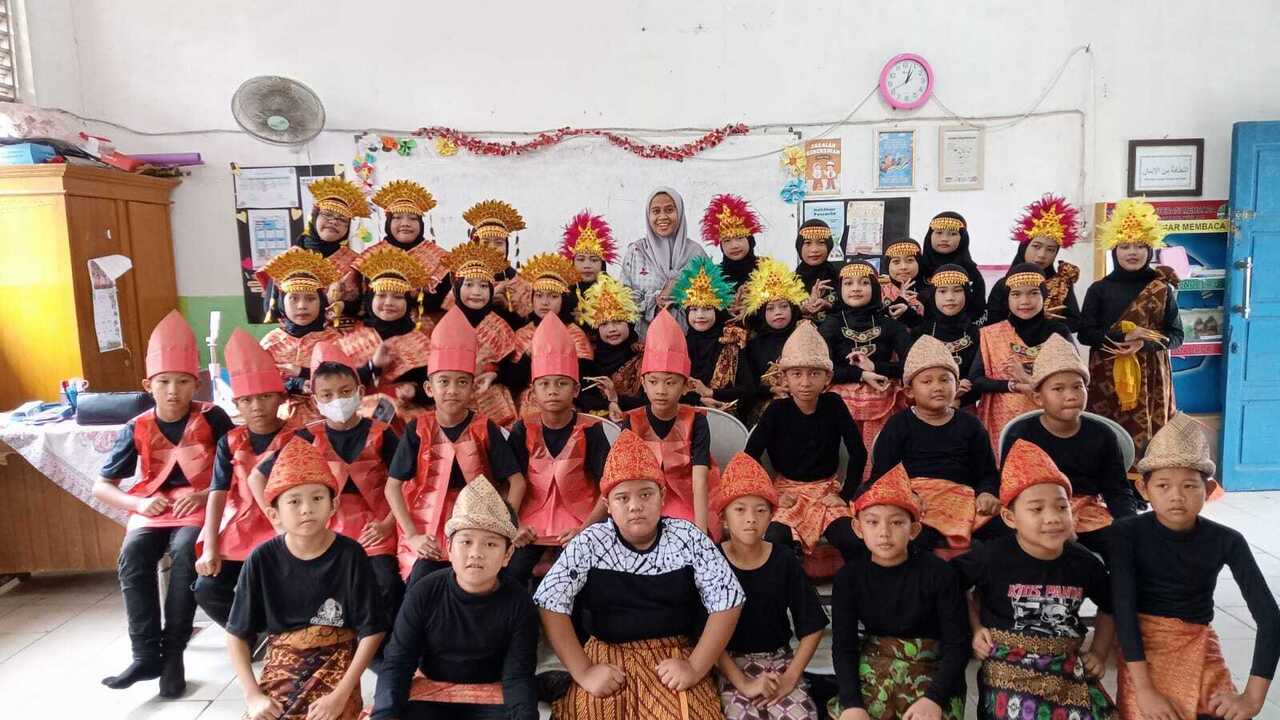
[703,406,750,468]
[596,417,622,445]
[997,409,1136,469]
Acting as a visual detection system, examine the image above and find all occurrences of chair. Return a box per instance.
[596,417,622,444]
[702,406,750,468]
[997,409,1136,469]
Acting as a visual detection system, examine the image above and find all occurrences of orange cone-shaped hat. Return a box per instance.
[712,452,778,513]
[531,313,579,382]
[428,306,478,376]
[225,328,284,398]
[600,429,664,498]
[640,308,691,377]
[854,463,921,521]
[145,310,200,379]
[264,437,339,505]
[1000,439,1073,506]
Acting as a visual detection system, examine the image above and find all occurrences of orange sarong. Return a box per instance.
[910,478,995,554]
[771,477,851,554]
[1071,494,1113,534]
[831,382,903,482]
[1116,614,1237,720]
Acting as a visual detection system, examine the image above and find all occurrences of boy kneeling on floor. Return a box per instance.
[226,438,386,720]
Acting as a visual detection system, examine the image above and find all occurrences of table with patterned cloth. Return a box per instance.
[0,417,128,573]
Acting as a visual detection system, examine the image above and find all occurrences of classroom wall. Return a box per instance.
[19,0,1280,353]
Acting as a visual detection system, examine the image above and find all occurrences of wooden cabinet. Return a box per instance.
[0,165,180,410]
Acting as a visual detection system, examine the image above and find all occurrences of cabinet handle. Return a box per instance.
[1233,257,1253,320]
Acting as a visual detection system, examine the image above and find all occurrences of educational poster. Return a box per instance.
[231,163,341,323]
[845,200,886,256]
[87,255,133,353]
[801,200,846,261]
[939,126,984,191]
[875,129,916,191]
[804,139,842,196]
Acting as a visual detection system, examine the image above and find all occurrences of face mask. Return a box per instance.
[317,393,362,423]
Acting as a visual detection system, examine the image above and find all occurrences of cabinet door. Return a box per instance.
[65,195,144,392]
[124,200,180,341]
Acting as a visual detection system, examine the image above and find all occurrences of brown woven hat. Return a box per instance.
[777,320,833,372]
[443,476,518,540]
[1028,334,1090,388]
[903,335,958,383]
[1134,412,1216,477]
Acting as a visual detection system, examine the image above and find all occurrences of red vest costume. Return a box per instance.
[307,420,397,557]
[210,425,296,560]
[520,414,600,543]
[397,412,494,578]
[260,326,342,425]
[624,405,720,526]
[127,402,216,531]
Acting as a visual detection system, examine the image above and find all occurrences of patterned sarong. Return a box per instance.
[910,478,995,554]
[1116,614,1237,720]
[718,647,818,720]
[770,477,851,555]
[1071,494,1113,534]
[831,382,903,482]
[409,672,503,704]
[256,625,361,720]
[978,629,1114,720]
[827,636,964,720]
[553,635,722,720]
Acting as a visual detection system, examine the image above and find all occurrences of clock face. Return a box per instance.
[880,54,933,110]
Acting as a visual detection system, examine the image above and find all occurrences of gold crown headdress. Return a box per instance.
[518,252,580,295]
[463,200,526,242]
[308,177,371,220]
[371,179,437,216]
[444,240,509,282]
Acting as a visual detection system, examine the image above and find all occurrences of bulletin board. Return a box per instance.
[230,163,342,323]
[799,197,911,269]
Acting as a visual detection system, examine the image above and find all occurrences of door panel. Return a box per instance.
[65,195,139,393]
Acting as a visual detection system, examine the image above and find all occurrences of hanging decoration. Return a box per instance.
[781,145,806,177]
[780,177,807,205]
[409,123,750,161]
[434,136,458,157]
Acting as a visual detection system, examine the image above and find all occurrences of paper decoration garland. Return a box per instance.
[411,124,750,160]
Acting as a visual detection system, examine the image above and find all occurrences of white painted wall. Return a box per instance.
[19,0,1280,298]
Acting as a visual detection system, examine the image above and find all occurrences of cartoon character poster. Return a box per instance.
[805,139,842,196]
[876,129,916,191]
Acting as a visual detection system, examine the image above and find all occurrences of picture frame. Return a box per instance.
[874,128,916,191]
[938,125,984,191]
[1127,138,1204,197]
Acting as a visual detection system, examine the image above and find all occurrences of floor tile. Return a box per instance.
[0,631,44,662]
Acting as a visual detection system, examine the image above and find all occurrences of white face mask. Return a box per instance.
[317,393,362,423]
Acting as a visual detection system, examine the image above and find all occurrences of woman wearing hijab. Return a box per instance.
[914,265,982,408]
[820,260,912,481]
[919,211,986,323]
[364,179,451,320]
[1080,199,1183,454]
[619,187,708,337]
[969,263,1072,454]
[985,195,1083,332]
[795,219,841,320]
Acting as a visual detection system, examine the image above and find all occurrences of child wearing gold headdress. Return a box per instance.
[986,195,1083,332]
[575,274,645,421]
[1080,198,1183,453]
[673,256,749,415]
[443,240,523,429]
[463,199,533,323]
[363,179,451,320]
[259,247,345,424]
[339,245,436,428]
[880,238,926,330]
[739,258,810,423]
[508,252,594,421]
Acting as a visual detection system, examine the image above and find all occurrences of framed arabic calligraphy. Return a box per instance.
[1127,138,1203,197]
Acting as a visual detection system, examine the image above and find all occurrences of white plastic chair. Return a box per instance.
[596,417,622,445]
[997,409,1136,469]
[702,406,750,468]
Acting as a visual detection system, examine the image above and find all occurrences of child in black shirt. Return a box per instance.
[227,438,386,720]
[953,440,1115,720]
[1112,413,1280,720]
[713,453,827,719]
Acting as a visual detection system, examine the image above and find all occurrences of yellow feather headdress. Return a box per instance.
[371,179,437,216]
[1098,198,1167,250]
[307,177,371,220]
[577,274,639,328]
[743,257,809,315]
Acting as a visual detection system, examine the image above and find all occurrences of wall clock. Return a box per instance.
[879,53,934,111]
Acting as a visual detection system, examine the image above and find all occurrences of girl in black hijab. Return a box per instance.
[920,211,986,322]
[795,218,841,319]
[914,264,982,407]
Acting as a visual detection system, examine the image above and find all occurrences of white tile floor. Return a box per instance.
[4,493,1280,718]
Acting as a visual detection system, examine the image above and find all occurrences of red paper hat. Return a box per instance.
[1000,439,1073,506]
[428,306,478,376]
[264,437,339,505]
[854,463,920,521]
[701,194,763,247]
[600,429,664,498]
[225,328,284,398]
[1012,194,1081,249]
[712,452,778,513]
[531,313,579,382]
[308,340,358,379]
[640,309,691,377]
[145,309,199,379]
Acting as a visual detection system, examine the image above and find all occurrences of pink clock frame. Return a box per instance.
[879,53,934,111]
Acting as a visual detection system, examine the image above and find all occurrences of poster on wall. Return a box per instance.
[845,200,886,257]
[875,129,916,191]
[231,163,342,323]
[938,126,984,191]
[804,139,842,196]
[798,196,911,267]
[801,200,846,261]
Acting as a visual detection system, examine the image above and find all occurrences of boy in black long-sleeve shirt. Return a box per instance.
[373,476,538,720]
[1002,334,1143,559]
[1112,413,1280,720]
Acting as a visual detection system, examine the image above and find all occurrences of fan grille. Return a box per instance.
[232,76,326,145]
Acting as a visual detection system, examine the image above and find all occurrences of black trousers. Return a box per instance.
[369,555,407,625]
[118,525,199,662]
[505,545,557,588]
[765,518,867,563]
[401,701,506,719]
[192,559,243,628]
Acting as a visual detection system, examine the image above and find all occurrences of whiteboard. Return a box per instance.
[351,113,1083,270]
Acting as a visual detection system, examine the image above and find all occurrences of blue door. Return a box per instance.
[1223,121,1280,489]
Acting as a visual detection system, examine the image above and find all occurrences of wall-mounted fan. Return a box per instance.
[231,76,325,146]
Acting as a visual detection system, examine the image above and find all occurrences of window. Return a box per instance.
[0,0,16,102]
